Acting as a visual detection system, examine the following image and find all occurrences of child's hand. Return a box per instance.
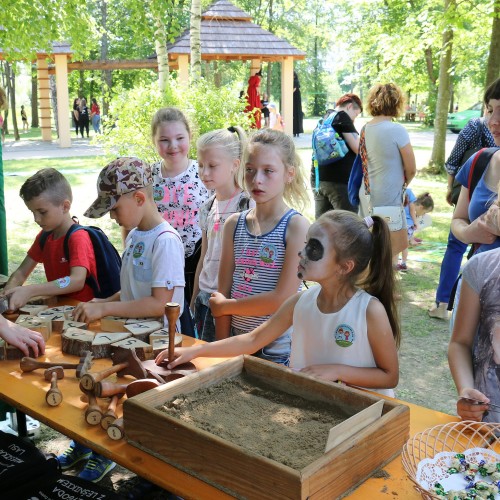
[3,286,32,311]
[72,302,105,323]
[300,364,340,382]
[0,319,45,357]
[209,292,228,317]
[482,204,500,237]
[154,347,196,368]
[457,388,490,421]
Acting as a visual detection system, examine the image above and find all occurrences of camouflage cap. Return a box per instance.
[84,157,153,218]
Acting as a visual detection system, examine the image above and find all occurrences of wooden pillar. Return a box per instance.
[54,54,71,148]
[250,59,261,76]
[37,57,52,142]
[281,57,293,136]
[178,55,189,86]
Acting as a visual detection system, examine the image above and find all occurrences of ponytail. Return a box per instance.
[361,215,401,348]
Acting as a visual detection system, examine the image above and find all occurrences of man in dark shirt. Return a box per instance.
[311,94,363,218]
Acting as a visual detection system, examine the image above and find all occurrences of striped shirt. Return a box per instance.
[231,208,299,332]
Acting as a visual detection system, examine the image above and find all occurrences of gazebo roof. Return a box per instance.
[166,0,305,62]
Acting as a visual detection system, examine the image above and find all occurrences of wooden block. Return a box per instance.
[61,327,95,357]
[110,337,152,361]
[63,320,88,332]
[37,311,66,333]
[39,305,75,319]
[100,316,127,333]
[149,329,183,347]
[19,304,48,315]
[91,332,132,359]
[15,315,52,340]
[5,343,36,360]
[125,321,163,342]
[27,295,58,307]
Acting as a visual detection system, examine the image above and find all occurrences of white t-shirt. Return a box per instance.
[198,191,252,294]
[291,285,395,397]
[152,159,210,258]
[121,221,185,319]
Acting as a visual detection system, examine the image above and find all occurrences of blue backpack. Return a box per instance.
[40,223,121,299]
[312,110,349,167]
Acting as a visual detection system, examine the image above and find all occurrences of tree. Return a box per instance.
[429,0,456,172]
[190,0,202,82]
[485,0,500,87]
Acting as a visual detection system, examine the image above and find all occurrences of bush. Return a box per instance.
[99,79,252,163]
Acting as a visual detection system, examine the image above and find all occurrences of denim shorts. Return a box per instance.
[194,291,216,343]
[231,326,290,367]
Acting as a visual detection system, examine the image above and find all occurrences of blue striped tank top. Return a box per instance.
[231,208,299,334]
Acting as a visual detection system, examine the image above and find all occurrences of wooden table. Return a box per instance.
[0,317,457,499]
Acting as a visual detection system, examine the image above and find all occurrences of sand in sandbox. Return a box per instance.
[158,374,350,470]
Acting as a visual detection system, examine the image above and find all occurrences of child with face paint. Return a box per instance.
[159,129,310,365]
[192,126,254,342]
[157,210,400,395]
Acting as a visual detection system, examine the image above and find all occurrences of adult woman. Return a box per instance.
[361,83,416,258]
[90,98,101,134]
[78,98,90,138]
[312,93,362,217]
[245,70,262,129]
[72,98,80,137]
[451,78,500,256]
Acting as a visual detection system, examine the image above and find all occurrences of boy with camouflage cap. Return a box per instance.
[73,156,185,323]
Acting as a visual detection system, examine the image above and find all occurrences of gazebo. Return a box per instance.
[1,0,305,146]
[166,0,306,136]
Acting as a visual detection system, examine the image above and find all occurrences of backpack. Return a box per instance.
[40,223,122,299]
[312,110,349,168]
[0,430,59,492]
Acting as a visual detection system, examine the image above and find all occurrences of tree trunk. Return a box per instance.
[190,0,202,82]
[5,63,20,141]
[429,0,455,172]
[31,66,39,128]
[213,61,221,88]
[154,14,169,92]
[100,0,111,116]
[485,0,500,88]
[79,70,84,98]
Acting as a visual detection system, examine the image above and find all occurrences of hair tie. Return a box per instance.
[227,126,236,133]
[364,216,374,228]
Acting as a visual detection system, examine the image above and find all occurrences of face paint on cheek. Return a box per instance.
[305,238,324,262]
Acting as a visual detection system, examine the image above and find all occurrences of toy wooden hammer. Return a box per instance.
[79,347,147,391]
[20,350,93,378]
[44,366,64,407]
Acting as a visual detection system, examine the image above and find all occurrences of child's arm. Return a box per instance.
[210,214,310,318]
[157,292,300,367]
[300,298,399,389]
[190,230,208,312]
[448,279,487,421]
[409,202,418,228]
[4,256,37,291]
[73,286,174,323]
[5,263,88,311]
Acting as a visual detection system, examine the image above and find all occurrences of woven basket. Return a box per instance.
[402,420,500,499]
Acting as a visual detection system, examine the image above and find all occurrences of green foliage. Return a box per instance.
[98,79,252,163]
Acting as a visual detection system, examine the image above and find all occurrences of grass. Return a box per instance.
[3,147,458,415]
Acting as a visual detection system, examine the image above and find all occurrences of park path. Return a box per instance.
[2,127,459,162]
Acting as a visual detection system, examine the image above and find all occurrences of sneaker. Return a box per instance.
[428,302,449,320]
[78,454,116,482]
[397,262,408,272]
[57,441,92,470]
